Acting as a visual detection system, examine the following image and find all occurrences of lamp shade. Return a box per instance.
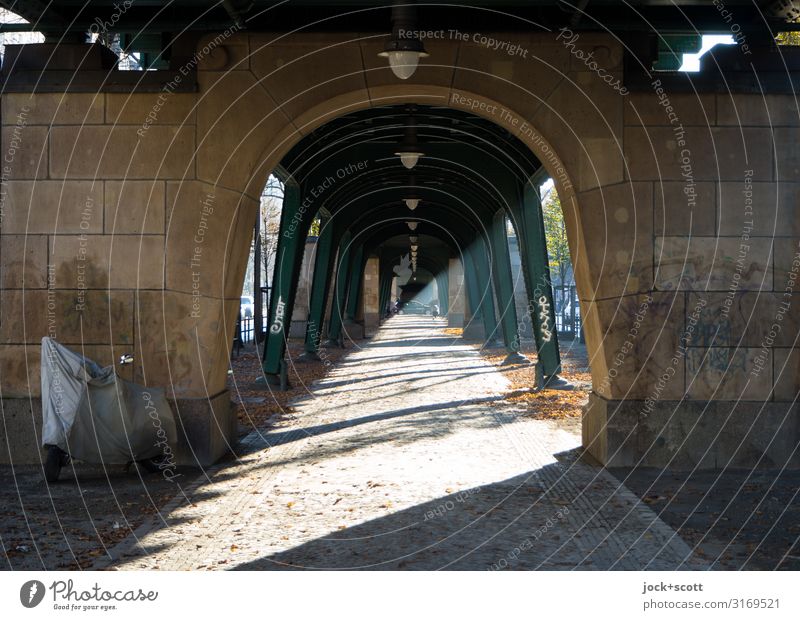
[398,152,422,169]
[384,50,424,79]
[378,3,429,80]
[395,114,424,168]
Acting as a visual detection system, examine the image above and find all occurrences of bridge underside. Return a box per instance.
[1,1,799,469]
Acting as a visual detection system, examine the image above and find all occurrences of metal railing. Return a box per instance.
[237,313,268,345]
[552,284,582,340]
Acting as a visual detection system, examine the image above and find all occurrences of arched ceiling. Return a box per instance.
[280,103,541,256]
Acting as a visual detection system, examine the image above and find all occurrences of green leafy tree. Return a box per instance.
[541,188,571,285]
[776,15,800,45]
[776,31,800,45]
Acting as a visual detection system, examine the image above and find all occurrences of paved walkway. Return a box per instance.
[98,316,703,570]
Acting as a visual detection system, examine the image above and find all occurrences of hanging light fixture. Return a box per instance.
[406,221,418,231]
[378,1,429,80]
[395,110,424,169]
[405,174,420,210]
[409,235,419,244]
[410,244,418,252]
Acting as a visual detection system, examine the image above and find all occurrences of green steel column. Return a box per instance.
[471,238,499,344]
[326,232,352,346]
[261,183,311,383]
[463,249,482,324]
[489,210,526,363]
[436,270,449,315]
[516,183,564,385]
[468,241,500,345]
[301,216,335,359]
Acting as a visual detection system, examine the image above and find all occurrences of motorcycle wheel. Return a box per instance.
[44,445,63,483]
[138,455,170,474]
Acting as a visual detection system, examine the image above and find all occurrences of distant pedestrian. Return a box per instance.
[431,302,440,319]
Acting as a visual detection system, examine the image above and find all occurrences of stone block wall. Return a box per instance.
[581,91,800,467]
[0,84,251,465]
[448,258,465,327]
[362,257,380,337]
[1,32,797,467]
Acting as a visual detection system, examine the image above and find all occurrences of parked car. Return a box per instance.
[397,300,430,315]
[240,296,254,318]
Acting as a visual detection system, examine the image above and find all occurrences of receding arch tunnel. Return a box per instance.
[262,103,566,389]
[2,2,796,481]
[3,0,800,574]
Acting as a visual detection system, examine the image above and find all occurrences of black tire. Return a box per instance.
[137,458,161,474]
[138,455,170,474]
[44,445,63,483]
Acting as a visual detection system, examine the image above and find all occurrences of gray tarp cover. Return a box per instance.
[41,337,177,463]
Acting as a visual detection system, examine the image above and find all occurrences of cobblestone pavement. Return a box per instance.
[98,316,703,570]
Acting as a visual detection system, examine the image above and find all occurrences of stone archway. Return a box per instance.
[0,31,665,465]
[177,34,611,464]
[2,29,795,469]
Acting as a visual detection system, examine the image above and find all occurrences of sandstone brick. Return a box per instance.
[577,182,653,298]
[105,93,197,126]
[532,73,623,191]
[774,348,800,401]
[687,292,800,348]
[134,290,238,397]
[0,289,133,345]
[625,126,773,182]
[2,93,104,125]
[625,92,715,126]
[49,125,195,179]
[0,344,40,397]
[687,347,772,400]
[654,181,715,236]
[50,234,165,289]
[165,180,255,298]
[583,292,685,400]
[105,180,165,234]
[450,34,566,124]
[773,237,800,291]
[0,289,49,344]
[717,94,800,127]
[719,181,800,237]
[1,125,48,180]
[250,33,369,122]
[655,236,772,291]
[563,34,624,72]
[195,70,295,189]
[0,180,102,234]
[0,234,48,288]
[197,31,250,71]
[775,128,800,182]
